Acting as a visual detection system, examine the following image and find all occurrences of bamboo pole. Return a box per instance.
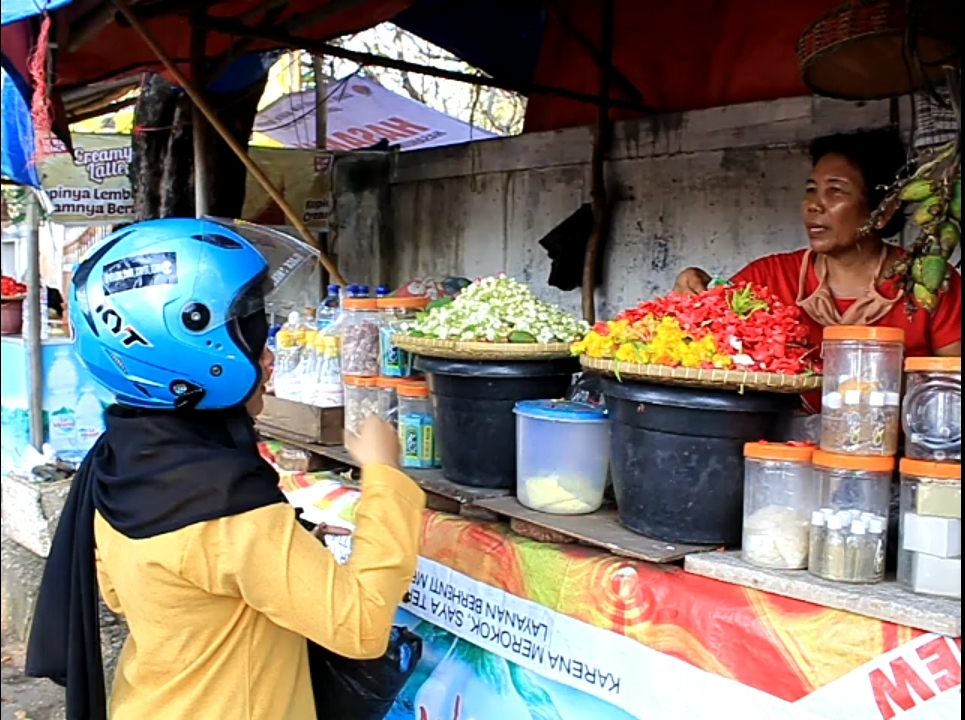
[110,0,346,286]
[581,0,614,324]
[24,190,45,450]
[191,19,209,218]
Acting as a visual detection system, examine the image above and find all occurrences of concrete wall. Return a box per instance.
[382,96,898,318]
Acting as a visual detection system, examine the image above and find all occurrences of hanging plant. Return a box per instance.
[867,136,960,314]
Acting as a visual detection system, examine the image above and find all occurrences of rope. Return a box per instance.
[28,12,54,164]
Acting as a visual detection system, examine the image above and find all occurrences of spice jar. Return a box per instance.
[897,459,961,599]
[378,296,428,378]
[902,357,961,462]
[398,381,437,469]
[343,376,379,434]
[376,376,404,429]
[808,450,894,583]
[341,298,380,377]
[741,442,818,569]
[820,326,904,456]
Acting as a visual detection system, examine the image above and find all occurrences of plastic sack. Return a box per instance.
[393,276,470,300]
[308,626,422,720]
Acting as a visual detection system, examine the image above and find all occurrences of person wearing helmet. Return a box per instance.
[25,218,426,720]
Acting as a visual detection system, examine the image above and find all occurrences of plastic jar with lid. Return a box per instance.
[398,381,436,469]
[741,442,818,569]
[897,459,960,599]
[376,376,405,429]
[820,326,905,456]
[378,297,428,378]
[902,356,961,462]
[343,376,379,434]
[340,298,380,376]
[808,451,894,583]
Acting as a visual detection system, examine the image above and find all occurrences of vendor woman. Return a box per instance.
[674,129,961,410]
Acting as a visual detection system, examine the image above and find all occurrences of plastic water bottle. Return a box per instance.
[316,284,341,332]
[47,350,79,456]
[74,385,106,451]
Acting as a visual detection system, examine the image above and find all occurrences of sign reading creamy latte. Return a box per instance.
[39,134,334,226]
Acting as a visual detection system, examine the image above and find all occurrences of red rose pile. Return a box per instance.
[1,275,27,298]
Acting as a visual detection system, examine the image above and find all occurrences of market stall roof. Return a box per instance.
[393,0,856,133]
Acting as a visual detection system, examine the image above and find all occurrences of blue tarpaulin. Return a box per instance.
[1,67,41,187]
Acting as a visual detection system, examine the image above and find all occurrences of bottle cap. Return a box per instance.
[287,311,300,323]
[327,284,341,294]
[868,518,885,533]
[811,511,826,526]
[826,515,843,530]
[820,507,834,516]
[850,520,867,535]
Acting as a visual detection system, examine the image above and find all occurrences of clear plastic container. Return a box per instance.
[820,326,904,456]
[377,376,404,429]
[398,381,436,469]
[343,376,379,434]
[306,334,342,408]
[514,401,609,515]
[808,450,894,583]
[340,298,381,377]
[378,296,428,378]
[741,442,818,569]
[897,459,961,599]
[903,357,961,462]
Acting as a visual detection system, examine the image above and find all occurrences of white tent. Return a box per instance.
[254,76,497,152]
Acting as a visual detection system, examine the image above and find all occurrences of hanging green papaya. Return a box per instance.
[899,178,937,202]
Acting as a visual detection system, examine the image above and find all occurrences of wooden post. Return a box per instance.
[312,54,327,148]
[581,0,614,323]
[191,20,209,217]
[24,190,44,450]
[110,0,347,287]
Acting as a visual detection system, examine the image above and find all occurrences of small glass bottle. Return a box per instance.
[868,516,886,581]
[808,511,826,577]
[846,519,868,582]
[821,514,846,581]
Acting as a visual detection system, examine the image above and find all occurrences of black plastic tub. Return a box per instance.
[599,377,798,545]
[414,356,579,489]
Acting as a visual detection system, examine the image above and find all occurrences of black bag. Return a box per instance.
[308,626,422,720]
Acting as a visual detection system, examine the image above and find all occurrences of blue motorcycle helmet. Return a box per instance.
[69,217,318,411]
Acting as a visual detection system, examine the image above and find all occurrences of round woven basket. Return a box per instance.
[393,334,574,361]
[797,0,958,101]
[580,356,822,394]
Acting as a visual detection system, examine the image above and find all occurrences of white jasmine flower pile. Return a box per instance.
[404,275,589,343]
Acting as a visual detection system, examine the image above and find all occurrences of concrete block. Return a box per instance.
[1,473,72,558]
[1,524,46,644]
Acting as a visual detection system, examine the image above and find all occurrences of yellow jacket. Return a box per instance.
[94,464,426,719]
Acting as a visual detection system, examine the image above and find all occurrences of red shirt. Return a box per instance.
[732,249,962,412]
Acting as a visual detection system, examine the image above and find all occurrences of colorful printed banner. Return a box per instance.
[37,134,334,227]
[259,443,961,720]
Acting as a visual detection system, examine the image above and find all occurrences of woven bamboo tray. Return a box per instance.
[580,356,822,394]
[393,334,574,361]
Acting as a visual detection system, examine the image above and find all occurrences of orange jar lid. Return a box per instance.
[900,458,961,481]
[343,298,378,310]
[397,381,430,398]
[905,356,961,373]
[377,296,429,310]
[343,375,377,387]
[744,441,816,463]
[822,325,904,344]
[812,449,895,473]
[375,376,407,389]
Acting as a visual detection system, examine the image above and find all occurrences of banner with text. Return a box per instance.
[262,443,961,720]
[37,134,334,227]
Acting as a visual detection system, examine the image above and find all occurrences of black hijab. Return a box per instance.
[25,404,286,720]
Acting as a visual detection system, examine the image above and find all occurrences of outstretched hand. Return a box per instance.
[673,267,712,295]
[345,416,400,469]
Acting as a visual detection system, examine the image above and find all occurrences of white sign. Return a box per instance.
[254,76,497,151]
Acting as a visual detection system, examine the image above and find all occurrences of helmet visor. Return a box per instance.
[207,217,323,319]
